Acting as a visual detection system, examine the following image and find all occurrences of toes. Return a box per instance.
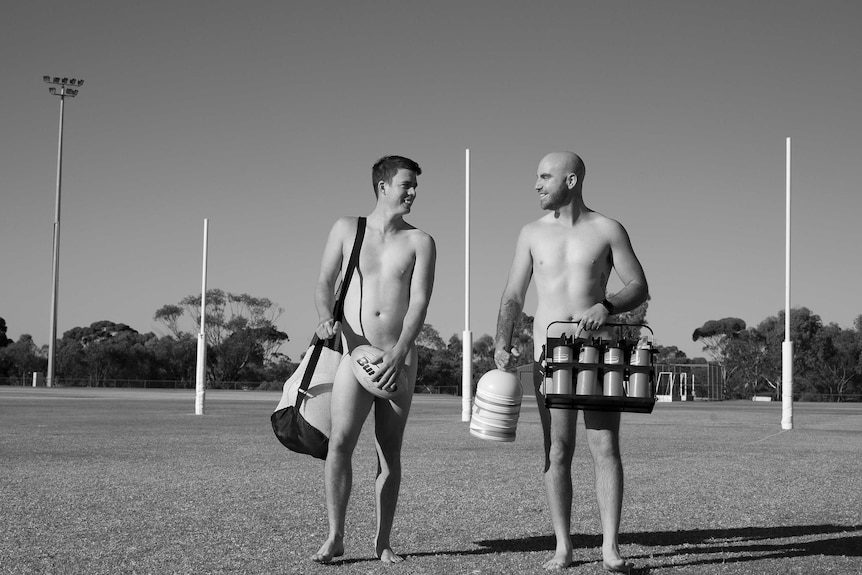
[311,541,344,564]
[310,553,330,564]
[378,548,405,563]
[602,559,634,574]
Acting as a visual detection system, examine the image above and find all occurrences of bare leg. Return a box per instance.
[543,408,577,570]
[584,411,633,573]
[312,357,374,563]
[372,347,416,563]
[534,364,578,571]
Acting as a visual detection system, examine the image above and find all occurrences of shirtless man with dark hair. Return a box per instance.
[495,152,648,572]
[312,155,436,564]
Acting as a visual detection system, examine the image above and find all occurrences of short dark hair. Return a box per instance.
[372,156,422,197]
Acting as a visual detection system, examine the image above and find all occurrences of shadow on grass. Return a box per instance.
[301,525,861,575]
[468,524,861,571]
[334,524,859,570]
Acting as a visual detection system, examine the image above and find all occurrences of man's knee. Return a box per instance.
[375,442,403,479]
[328,418,365,456]
[547,436,575,467]
[586,430,621,461]
[584,413,620,454]
[327,433,355,458]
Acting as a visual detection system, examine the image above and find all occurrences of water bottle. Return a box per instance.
[628,345,653,398]
[603,341,624,396]
[575,339,599,395]
[550,337,573,395]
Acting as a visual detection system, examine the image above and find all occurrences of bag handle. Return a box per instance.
[545,320,654,337]
[295,217,366,407]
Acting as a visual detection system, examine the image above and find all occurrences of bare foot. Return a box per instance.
[542,549,573,570]
[602,557,634,573]
[377,547,405,563]
[311,537,344,564]
[602,542,633,573]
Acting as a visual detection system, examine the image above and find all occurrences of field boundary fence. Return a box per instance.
[3,374,857,402]
[0,375,463,395]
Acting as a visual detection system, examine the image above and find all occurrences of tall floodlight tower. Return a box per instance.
[781,138,793,429]
[195,219,209,415]
[462,149,473,422]
[43,76,85,388]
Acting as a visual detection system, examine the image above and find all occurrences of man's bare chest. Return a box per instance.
[354,240,416,279]
[532,236,610,276]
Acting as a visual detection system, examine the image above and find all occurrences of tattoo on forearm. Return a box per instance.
[496,299,521,346]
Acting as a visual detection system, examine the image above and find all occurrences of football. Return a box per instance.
[349,345,407,399]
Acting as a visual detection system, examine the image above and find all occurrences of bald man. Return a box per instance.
[494,152,648,572]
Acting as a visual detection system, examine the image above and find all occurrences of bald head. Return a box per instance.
[539,152,585,184]
[535,151,587,211]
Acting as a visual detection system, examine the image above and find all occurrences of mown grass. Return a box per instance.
[1,388,860,574]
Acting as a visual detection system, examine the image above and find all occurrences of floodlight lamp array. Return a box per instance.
[44,75,85,98]
[43,76,85,87]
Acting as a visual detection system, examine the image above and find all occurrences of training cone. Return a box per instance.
[470,369,523,442]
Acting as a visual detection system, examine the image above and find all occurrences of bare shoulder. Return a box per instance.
[520,217,551,240]
[405,226,436,254]
[586,211,629,239]
[330,216,360,238]
[507,219,549,257]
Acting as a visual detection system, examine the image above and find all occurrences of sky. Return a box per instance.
[2,0,861,364]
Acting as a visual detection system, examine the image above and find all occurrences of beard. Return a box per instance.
[539,189,568,211]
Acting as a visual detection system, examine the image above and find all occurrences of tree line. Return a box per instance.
[0,291,293,388]
[0,289,646,392]
[2,293,861,400]
[690,309,862,401]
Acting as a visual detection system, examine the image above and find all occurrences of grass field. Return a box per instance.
[1,387,860,575]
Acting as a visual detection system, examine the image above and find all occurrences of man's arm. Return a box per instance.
[314,217,351,340]
[575,220,648,335]
[604,221,648,312]
[374,233,437,389]
[495,227,533,370]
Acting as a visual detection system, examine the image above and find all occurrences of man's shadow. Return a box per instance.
[333,523,860,571]
[471,524,860,572]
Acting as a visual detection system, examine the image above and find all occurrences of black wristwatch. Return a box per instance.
[600,299,615,314]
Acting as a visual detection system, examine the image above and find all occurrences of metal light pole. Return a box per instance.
[44,76,84,388]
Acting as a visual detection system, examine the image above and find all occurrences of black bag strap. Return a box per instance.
[328,216,366,341]
[294,217,366,408]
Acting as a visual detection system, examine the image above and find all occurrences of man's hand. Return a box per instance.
[494,346,521,371]
[316,318,341,341]
[370,347,408,392]
[573,303,610,339]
